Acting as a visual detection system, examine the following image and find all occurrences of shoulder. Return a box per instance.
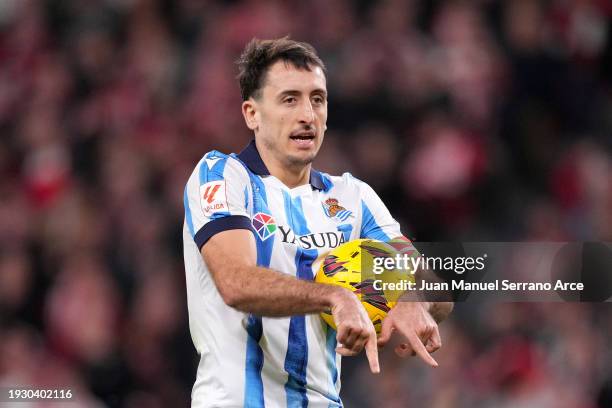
[185,150,252,192]
[323,171,371,194]
[190,150,250,179]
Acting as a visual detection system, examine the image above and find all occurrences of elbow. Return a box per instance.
[218,285,243,310]
[209,263,246,309]
[210,263,254,311]
[217,280,250,311]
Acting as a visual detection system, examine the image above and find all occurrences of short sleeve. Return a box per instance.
[358,180,402,241]
[184,151,252,250]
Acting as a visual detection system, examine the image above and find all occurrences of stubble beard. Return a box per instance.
[285,152,315,168]
[261,136,317,170]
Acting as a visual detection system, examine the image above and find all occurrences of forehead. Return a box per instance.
[262,60,327,96]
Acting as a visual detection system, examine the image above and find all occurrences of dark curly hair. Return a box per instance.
[236,37,326,101]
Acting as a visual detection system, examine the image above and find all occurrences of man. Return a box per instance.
[183,37,453,407]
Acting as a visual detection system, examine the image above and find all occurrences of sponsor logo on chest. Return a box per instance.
[277,225,346,250]
[250,198,354,248]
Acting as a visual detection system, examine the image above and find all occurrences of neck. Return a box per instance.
[272,164,311,189]
[256,142,311,189]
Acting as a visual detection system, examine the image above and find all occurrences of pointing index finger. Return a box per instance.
[406,332,438,367]
[364,331,380,374]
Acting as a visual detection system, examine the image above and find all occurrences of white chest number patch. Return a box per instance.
[200,180,228,217]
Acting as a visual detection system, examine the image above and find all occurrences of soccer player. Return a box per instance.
[183,37,453,407]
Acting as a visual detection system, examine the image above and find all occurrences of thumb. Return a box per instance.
[377,316,393,347]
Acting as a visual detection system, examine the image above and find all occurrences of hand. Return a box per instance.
[330,288,380,374]
[377,301,441,367]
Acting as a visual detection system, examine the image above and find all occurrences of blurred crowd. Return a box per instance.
[0,0,611,407]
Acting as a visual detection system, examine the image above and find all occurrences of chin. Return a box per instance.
[287,153,316,167]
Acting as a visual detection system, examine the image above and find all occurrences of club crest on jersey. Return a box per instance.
[322,198,353,222]
[252,212,277,241]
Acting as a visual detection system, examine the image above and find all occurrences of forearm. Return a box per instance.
[426,301,453,323]
[400,270,453,323]
[398,289,454,323]
[390,237,453,323]
[217,263,344,316]
[414,262,453,322]
[202,229,348,317]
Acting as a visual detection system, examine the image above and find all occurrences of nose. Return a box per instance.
[298,100,315,125]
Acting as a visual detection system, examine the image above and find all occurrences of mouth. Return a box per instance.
[289,131,316,148]
[289,131,315,141]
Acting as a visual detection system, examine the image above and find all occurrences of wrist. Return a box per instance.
[325,285,352,310]
[399,299,432,310]
[396,293,432,312]
[420,301,433,312]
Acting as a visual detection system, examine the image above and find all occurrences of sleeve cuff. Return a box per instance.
[194,215,253,250]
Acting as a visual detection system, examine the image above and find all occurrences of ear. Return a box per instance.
[242,99,259,131]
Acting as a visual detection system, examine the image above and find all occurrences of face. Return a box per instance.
[242,61,328,170]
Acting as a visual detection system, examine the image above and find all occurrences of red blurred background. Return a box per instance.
[1,1,611,407]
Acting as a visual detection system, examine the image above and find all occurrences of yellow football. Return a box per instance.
[315,238,413,334]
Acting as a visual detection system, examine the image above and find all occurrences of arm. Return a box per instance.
[377,237,454,367]
[428,301,454,324]
[355,179,453,366]
[412,260,454,323]
[387,236,454,319]
[376,268,453,367]
[203,228,339,315]
[201,228,380,373]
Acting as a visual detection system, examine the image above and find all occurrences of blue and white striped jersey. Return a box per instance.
[183,141,402,407]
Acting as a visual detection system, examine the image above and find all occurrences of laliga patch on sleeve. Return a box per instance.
[200,180,228,217]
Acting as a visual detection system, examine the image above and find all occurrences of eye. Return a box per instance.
[312,95,326,105]
[283,96,297,105]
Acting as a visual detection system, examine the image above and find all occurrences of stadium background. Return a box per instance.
[1,0,611,406]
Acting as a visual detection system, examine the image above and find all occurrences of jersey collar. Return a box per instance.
[237,140,325,191]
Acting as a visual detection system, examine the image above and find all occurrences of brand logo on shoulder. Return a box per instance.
[200,180,228,217]
[252,212,277,241]
[322,198,353,222]
[202,183,221,203]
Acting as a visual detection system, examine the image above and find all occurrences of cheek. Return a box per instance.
[278,115,290,135]
[318,116,327,130]
[317,108,327,122]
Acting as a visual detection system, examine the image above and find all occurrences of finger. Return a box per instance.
[343,328,361,351]
[426,329,442,354]
[377,317,394,347]
[415,324,435,344]
[348,332,368,354]
[341,333,365,355]
[364,331,380,374]
[431,327,442,349]
[336,337,368,355]
[395,343,413,358]
[406,332,438,367]
[426,341,440,354]
[336,345,359,357]
[336,324,351,345]
[393,320,439,366]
